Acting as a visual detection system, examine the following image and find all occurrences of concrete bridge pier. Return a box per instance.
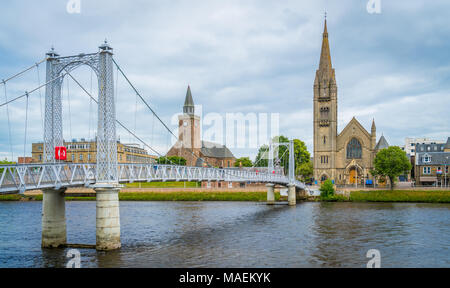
[266,183,275,205]
[95,186,121,251]
[41,188,67,248]
[288,184,296,206]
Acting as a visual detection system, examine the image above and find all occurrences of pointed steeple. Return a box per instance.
[183,85,195,115]
[371,119,376,132]
[318,18,332,73]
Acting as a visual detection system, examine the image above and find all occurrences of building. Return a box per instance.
[400,137,445,156]
[313,19,389,185]
[32,139,157,164]
[413,137,450,186]
[167,86,236,168]
[17,157,33,164]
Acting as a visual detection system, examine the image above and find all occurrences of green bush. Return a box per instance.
[320,179,335,199]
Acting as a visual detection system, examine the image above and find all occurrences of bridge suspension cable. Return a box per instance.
[112,59,220,168]
[63,68,170,160]
[23,92,29,164]
[0,71,70,108]
[3,82,13,161]
[0,59,46,86]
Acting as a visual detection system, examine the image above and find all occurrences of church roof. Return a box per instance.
[200,141,235,158]
[337,117,372,140]
[445,137,450,149]
[195,141,235,167]
[183,85,195,115]
[375,135,389,151]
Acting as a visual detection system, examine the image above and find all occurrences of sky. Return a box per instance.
[0,0,449,161]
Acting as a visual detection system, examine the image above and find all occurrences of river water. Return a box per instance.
[0,201,448,268]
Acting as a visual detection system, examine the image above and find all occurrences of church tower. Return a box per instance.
[313,18,338,182]
[178,86,201,151]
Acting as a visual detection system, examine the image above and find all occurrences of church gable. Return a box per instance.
[336,117,372,150]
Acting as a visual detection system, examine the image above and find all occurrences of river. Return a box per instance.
[0,201,448,268]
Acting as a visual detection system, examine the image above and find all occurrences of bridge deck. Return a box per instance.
[0,164,306,194]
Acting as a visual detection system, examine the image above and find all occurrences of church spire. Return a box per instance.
[183,85,195,115]
[318,17,332,73]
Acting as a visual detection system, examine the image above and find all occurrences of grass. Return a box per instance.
[0,194,22,201]
[320,195,349,202]
[125,181,200,188]
[119,191,281,202]
[2,190,448,203]
[349,190,450,203]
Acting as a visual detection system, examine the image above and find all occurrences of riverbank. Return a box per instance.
[347,190,450,203]
[1,190,449,203]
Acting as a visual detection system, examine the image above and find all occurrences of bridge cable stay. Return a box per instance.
[0,70,70,108]
[0,59,46,162]
[71,64,270,182]
[23,92,29,164]
[0,58,46,85]
[63,69,169,160]
[66,76,73,141]
[111,60,298,185]
[112,59,294,182]
[2,82,14,161]
[112,59,224,167]
[35,63,44,132]
[88,69,94,160]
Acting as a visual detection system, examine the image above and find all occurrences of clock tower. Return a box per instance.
[178,85,201,151]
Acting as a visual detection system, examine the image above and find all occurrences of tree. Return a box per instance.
[254,136,311,175]
[296,161,313,182]
[157,156,187,166]
[254,144,269,167]
[372,146,411,190]
[320,179,335,198]
[234,157,253,168]
[0,159,14,174]
[293,139,311,168]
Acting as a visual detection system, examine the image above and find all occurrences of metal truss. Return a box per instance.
[43,43,118,184]
[0,164,306,194]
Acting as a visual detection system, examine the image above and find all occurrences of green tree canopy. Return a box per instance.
[234,157,253,167]
[157,156,187,166]
[372,146,412,190]
[296,161,313,182]
[254,136,311,176]
[254,144,269,167]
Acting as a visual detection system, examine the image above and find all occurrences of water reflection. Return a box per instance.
[0,201,448,268]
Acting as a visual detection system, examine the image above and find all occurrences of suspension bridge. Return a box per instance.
[0,42,307,250]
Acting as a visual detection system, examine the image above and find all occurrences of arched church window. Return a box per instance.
[347,138,362,159]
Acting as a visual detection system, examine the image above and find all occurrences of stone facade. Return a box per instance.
[313,20,388,185]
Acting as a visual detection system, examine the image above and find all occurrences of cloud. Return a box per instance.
[0,0,449,162]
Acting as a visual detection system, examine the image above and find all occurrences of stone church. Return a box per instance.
[313,19,389,185]
[167,86,236,168]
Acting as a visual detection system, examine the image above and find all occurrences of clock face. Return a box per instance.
[183,121,188,127]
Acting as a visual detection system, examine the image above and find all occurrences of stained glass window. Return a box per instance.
[347,138,362,159]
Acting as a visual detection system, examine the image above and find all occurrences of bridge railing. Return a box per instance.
[0,163,305,194]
